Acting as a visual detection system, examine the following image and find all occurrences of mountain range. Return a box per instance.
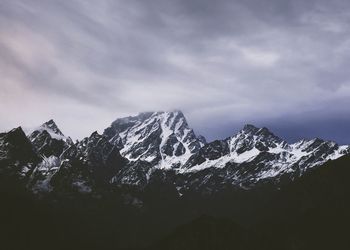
[1,110,350,249]
[1,110,349,194]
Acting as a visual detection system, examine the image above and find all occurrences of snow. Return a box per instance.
[114,111,201,169]
[28,125,67,141]
[19,165,32,177]
[158,112,174,168]
[232,147,261,163]
[119,116,159,159]
[41,127,66,140]
[144,154,157,162]
[327,145,349,160]
[31,156,61,193]
[183,134,349,183]
[156,113,197,169]
[181,147,261,173]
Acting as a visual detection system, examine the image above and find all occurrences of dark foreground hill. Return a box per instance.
[1,155,350,250]
[148,155,350,250]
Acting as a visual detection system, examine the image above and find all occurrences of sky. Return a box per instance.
[1,0,350,144]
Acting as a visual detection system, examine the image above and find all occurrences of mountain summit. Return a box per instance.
[41,119,64,136]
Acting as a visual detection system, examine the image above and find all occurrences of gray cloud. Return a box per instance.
[0,0,350,143]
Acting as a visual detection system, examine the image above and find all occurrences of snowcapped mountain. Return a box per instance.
[104,111,205,169]
[29,119,67,141]
[173,124,348,191]
[28,120,72,158]
[0,111,349,195]
[182,124,349,184]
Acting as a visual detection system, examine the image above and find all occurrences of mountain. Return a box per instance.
[28,119,72,157]
[103,111,205,169]
[180,124,349,189]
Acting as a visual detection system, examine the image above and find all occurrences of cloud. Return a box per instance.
[0,0,350,143]
[238,46,280,67]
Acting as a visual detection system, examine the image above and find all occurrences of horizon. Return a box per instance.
[3,109,349,146]
[1,0,350,144]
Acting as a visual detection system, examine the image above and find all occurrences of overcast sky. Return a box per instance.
[1,0,350,143]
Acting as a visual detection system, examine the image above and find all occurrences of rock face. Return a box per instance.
[0,111,349,195]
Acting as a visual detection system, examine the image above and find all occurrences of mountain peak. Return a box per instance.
[242,124,259,133]
[4,127,27,140]
[0,126,39,165]
[45,119,55,125]
[240,124,279,140]
[139,110,186,123]
[167,109,185,117]
[27,120,66,143]
[137,110,185,117]
[41,119,64,136]
[90,131,101,138]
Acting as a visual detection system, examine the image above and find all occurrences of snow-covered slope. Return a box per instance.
[29,119,67,141]
[104,111,205,169]
[182,124,350,186]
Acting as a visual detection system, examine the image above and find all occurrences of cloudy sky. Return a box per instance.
[1,0,350,143]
